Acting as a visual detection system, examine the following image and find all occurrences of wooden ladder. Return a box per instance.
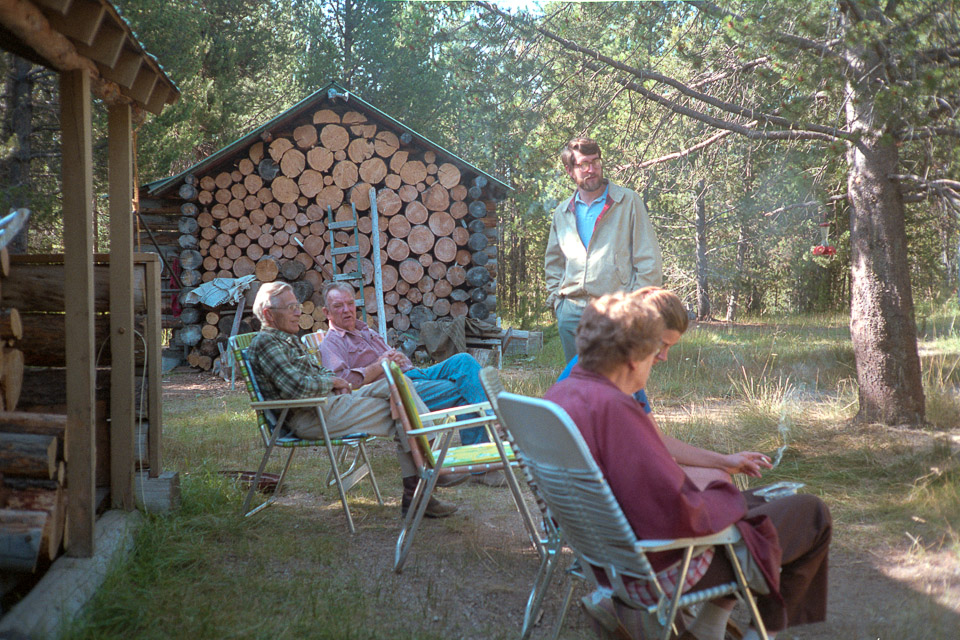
[326,204,367,323]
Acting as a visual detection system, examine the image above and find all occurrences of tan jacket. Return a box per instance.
[544,181,662,311]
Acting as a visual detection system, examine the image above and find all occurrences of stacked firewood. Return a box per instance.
[174,108,498,366]
[0,412,66,573]
[0,248,25,413]
[0,249,63,573]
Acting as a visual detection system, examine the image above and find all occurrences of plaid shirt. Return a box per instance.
[247,327,333,400]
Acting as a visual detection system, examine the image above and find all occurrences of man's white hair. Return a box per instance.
[253,281,294,324]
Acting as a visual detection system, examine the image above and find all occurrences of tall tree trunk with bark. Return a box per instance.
[695,179,710,320]
[844,44,925,425]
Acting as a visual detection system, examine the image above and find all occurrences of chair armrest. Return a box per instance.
[406,414,497,436]
[419,402,492,421]
[250,397,329,410]
[634,525,741,552]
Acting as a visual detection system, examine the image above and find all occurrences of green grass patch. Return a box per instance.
[61,314,960,638]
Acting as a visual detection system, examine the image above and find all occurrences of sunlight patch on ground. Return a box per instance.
[880,548,960,613]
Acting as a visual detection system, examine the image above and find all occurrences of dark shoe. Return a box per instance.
[436,471,469,487]
[471,470,507,487]
[401,477,458,518]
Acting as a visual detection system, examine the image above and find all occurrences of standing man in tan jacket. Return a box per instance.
[544,137,663,362]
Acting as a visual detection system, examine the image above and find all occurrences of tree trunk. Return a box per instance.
[726,222,747,322]
[694,180,710,321]
[844,41,924,425]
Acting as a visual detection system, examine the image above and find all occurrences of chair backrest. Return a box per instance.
[496,393,659,598]
[229,332,280,440]
[300,330,325,367]
[381,360,436,469]
[479,367,544,502]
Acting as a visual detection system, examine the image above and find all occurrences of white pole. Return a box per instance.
[368,187,387,339]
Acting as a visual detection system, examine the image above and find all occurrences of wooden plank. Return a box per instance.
[74,21,126,69]
[144,83,170,116]
[34,0,75,14]
[1,262,147,312]
[108,102,134,510]
[61,69,96,558]
[46,0,106,47]
[143,255,162,476]
[128,65,158,105]
[99,48,142,88]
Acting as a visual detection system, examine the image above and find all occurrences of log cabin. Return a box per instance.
[0,0,178,634]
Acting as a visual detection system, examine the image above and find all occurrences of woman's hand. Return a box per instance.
[721,451,773,478]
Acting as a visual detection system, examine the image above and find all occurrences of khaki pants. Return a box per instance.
[286,377,428,477]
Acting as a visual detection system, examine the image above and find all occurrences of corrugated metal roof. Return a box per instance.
[145,80,511,197]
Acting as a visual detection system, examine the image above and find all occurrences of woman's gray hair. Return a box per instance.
[576,291,663,374]
[253,281,294,323]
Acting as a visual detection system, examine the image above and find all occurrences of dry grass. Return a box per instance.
[61,315,960,639]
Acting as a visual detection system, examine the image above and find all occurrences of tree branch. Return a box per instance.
[475,1,851,142]
[632,126,745,169]
[915,44,960,66]
[760,194,848,218]
[684,0,845,58]
[896,126,960,141]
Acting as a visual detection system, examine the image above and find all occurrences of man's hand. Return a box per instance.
[382,348,410,368]
[720,452,773,478]
[331,377,353,395]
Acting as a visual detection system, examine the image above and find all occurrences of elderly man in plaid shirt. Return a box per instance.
[246,281,458,518]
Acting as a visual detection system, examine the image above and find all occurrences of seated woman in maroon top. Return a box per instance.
[544,291,830,640]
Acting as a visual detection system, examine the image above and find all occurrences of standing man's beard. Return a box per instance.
[577,174,606,193]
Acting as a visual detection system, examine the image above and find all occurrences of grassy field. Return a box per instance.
[60,312,960,640]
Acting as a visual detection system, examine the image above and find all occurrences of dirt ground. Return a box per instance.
[163,371,960,639]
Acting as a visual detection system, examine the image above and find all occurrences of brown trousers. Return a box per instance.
[696,491,832,632]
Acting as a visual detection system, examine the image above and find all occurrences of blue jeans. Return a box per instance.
[406,353,489,445]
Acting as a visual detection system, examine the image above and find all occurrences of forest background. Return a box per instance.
[1,0,958,410]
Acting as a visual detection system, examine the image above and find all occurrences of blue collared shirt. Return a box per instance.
[574,183,610,248]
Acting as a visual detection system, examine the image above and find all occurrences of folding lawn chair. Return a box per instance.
[300,330,325,367]
[479,366,583,640]
[381,360,529,573]
[496,393,769,640]
[228,332,383,533]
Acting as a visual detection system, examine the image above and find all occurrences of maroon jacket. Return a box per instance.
[544,366,782,597]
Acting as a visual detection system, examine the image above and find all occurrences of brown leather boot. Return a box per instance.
[401,476,458,518]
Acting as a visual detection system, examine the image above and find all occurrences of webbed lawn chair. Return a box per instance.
[479,366,583,640]
[229,332,383,533]
[496,393,769,640]
[299,329,358,480]
[382,360,529,573]
[300,330,325,367]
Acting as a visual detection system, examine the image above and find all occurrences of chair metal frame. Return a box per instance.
[496,392,769,640]
[381,360,529,573]
[479,366,581,640]
[229,332,383,533]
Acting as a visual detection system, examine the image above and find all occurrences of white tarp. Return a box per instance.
[182,275,256,307]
